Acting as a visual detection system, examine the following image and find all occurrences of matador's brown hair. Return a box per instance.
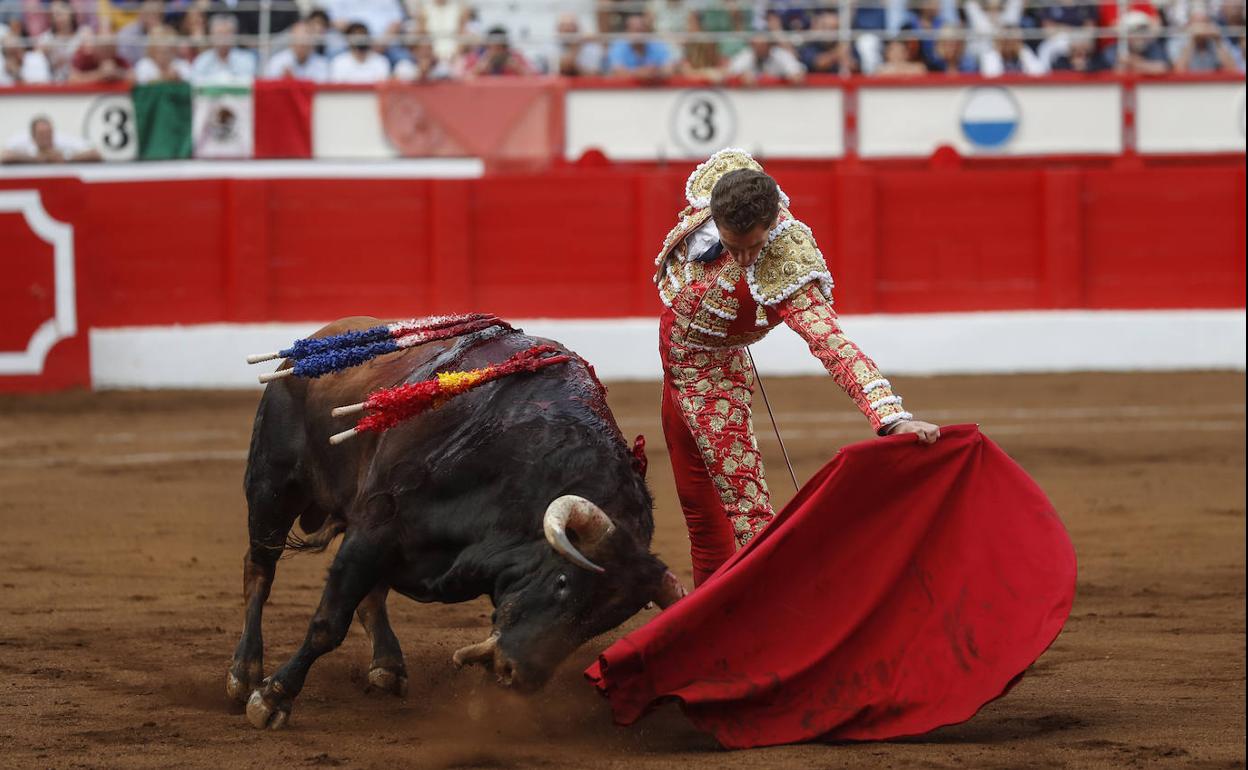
[710,169,781,235]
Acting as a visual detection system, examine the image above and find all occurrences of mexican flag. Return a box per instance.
[192,83,254,158]
[132,80,314,161]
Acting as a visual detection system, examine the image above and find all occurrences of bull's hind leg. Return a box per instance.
[226,480,303,704]
[357,584,408,696]
[246,534,380,729]
[228,380,317,705]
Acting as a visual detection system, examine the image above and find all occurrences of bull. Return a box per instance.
[227,317,685,729]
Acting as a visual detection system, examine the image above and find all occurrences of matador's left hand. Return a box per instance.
[886,419,941,445]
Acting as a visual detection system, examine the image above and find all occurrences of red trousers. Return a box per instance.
[659,311,773,586]
[661,372,739,586]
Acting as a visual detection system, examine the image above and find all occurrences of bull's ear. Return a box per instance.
[631,435,648,479]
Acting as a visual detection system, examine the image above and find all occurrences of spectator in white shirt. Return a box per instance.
[265,21,330,81]
[1,115,101,163]
[963,0,1024,59]
[134,24,191,83]
[725,34,806,82]
[191,14,256,82]
[980,24,1048,75]
[1,29,53,85]
[418,0,470,63]
[329,22,391,82]
[35,0,88,81]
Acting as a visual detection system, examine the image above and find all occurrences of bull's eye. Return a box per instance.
[556,574,568,589]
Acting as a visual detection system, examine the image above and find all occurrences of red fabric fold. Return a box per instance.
[585,425,1076,749]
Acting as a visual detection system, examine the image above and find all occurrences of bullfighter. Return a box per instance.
[654,147,941,586]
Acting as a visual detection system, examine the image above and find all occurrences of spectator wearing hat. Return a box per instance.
[1109,10,1170,73]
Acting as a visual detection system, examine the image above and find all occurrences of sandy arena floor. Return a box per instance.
[0,372,1243,769]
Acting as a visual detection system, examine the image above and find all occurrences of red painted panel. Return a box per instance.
[470,173,641,317]
[0,178,89,392]
[1082,166,1246,308]
[873,170,1045,312]
[83,180,227,326]
[0,212,54,351]
[2,158,1244,392]
[265,179,435,320]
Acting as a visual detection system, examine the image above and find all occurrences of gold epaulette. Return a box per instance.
[746,217,834,307]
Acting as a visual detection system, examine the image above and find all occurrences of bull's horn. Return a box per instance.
[654,569,689,609]
[543,495,616,574]
[452,631,500,669]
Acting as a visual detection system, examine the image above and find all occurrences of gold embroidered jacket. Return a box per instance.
[655,148,913,434]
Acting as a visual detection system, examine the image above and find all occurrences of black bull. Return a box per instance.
[228,318,685,729]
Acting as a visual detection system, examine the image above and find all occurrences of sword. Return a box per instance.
[746,346,800,493]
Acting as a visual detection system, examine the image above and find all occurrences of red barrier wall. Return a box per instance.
[1,159,1244,391]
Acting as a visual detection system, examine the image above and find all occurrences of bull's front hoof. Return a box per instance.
[226,669,254,704]
[366,666,408,698]
[227,660,264,705]
[246,688,291,730]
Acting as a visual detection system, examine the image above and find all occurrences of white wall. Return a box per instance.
[1136,82,1247,154]
[4,82,1244,161]
[565,87,844,161]
[89,310,1247,389]
[857,84,1122,158]
[0,91,137,161]
[311,91,396,159]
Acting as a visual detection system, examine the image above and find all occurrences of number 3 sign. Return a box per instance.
[670,89,737,156]
[82,94,138,162]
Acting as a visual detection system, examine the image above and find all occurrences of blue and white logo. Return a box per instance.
[960,87,1020,150]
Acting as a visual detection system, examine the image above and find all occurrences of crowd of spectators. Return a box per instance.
[1,0,1243,87]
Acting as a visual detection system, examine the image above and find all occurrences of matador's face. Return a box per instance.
[719,213,779,268]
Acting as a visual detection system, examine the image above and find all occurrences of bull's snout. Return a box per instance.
[452,632,538,692]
